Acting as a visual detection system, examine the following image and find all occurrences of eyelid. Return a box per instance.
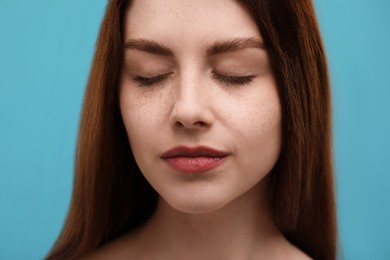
[130,71,256,87]
[212,71,256,86]
[131,72,173,87]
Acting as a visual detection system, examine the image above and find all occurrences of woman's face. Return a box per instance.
[120,0,282,214]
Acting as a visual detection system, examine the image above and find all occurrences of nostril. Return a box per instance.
[174,120,207,128]
[175,121,184,128]
[194,121,207,127]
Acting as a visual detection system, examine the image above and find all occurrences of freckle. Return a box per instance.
[131,90,172,123]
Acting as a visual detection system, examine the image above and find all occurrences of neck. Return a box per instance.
[133,180,284,259]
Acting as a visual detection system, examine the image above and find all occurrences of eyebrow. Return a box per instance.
[124,37,265,56]
[207,37,265,55]
[125,39,174,56]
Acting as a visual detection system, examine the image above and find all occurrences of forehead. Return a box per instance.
[124,0,261,46]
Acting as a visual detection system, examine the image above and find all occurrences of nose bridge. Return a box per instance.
[170,67,212,128]
[178,69,206,105]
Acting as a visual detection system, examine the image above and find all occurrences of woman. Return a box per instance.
[47,0,337,259]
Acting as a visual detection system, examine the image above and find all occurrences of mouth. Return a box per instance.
[160,146,229,173]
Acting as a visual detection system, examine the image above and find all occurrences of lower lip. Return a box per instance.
[163,156,228,173]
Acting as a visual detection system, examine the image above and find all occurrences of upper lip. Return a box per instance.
[161,146,229,158]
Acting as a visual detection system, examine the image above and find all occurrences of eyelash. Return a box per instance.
[131,73,171,87]
[131,72,256,87]
[212,72,256,86]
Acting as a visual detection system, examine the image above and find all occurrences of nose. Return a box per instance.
[169,76,213,130]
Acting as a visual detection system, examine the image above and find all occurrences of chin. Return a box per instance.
[162,192,232,215]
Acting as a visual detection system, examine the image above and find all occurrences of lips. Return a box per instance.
[161,146,229,173]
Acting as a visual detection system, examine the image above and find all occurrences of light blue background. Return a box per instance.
[0,0,389,259]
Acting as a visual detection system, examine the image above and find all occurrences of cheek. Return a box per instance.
[250,89,282,153]
[251,102,282,164]
[228,84,282,174]
[227,85,282,147]
[251,100,281,141]
[119,88,170,174]
[119,87,170,141]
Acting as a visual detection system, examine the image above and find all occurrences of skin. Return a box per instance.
[84,0,311,259]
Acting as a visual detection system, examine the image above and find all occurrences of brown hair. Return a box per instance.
[47,0,337,259]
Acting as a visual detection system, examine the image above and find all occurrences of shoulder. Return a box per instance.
[272,236,313,260]
[253,233,312,260]
[80,232,142,260]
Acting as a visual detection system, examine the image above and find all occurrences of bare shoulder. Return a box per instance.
[274,236,313,260]
[80,231,141,260]
[283,245,312,260]
[254,233,312,260]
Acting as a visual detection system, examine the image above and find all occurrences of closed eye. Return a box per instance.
[131,73,172,87]
[131,72,255,87]
[212,72,256,86]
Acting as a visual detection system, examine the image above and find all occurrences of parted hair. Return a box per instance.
[47,0,337,259]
